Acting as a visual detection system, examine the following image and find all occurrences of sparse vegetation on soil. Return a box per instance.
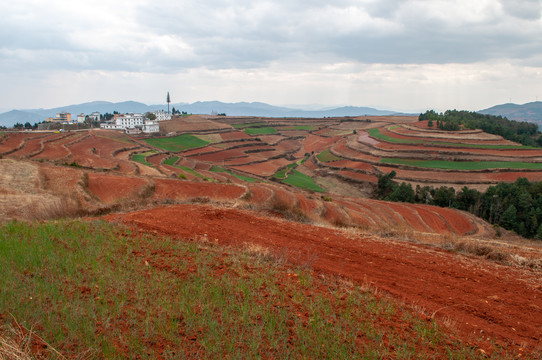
[0,220,507,359]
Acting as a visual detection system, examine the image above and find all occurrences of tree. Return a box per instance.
[500,205,517,231]
[427,119,433,127]
[387,182,415,203]
[377,171,396,199]
[145,112,156,121]
[167,91,171,114]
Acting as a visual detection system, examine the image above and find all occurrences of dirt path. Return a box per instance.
[105,204,542,355]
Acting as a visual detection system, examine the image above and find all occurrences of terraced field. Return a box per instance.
[2,116,542,357]
[0,116,504,236]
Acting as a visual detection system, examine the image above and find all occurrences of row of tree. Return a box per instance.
[377,172,542,239]
[419,110,542,147]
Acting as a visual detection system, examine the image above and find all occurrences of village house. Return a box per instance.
[100,113,159,133]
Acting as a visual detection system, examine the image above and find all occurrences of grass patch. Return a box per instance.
[210,166,258,183]
[132,151,155,166]
[317,149,343,163]
[163,156,179,166]
[0,220,496,359]
[381,158,542,170]
[146,134,210,152]
[278,125,317,131]
[273,163,298,180]
[232,122,267,129]
[368,128,534,149]
[245,127,277,135]
[282,170,326,192]
[175,165,210,180]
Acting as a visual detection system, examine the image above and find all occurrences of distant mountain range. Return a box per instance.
[3,100,542,128]
[0,101,400,128]
[479,101,542,124]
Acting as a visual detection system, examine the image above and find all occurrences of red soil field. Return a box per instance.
[32,133,83,160]
[377,201,432,233]
[256,135,285,145]
[230,158,291,176]
[190,148,248,162]
[332,139,380,162]
[220,131,252,141]
[86,174,150,204]
[181,145,222,156]
[337,170,378,183]
[105,204,542,355]
[421,205,477,235]
[153,179,246,201]
[330,159,374,171]
[0,133,43,155]
[246,184,275,205]
[296,134,342,157]
[8,137,45,158]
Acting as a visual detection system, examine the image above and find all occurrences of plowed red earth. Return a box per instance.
[104,204,542,355]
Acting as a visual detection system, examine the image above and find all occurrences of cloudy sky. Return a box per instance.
[1,0,542,112]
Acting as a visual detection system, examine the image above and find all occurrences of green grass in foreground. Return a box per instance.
[146,134,210,152]
[317,149,343,163]
[282,170,326,192]
[132,151,155,166]
[245,127,278,135]
[163,156,179,166]
[0,220,501,359]
[210,165,258,182]
[381,158,542,170]
[368,128,535,149]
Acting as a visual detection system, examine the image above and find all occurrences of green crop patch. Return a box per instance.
[282,170,326,192]
[132,151,155,166]
[146,134,210,151]
[245,127,278,135]
[163,156,179,166]
[210,165,259,182]
[317,149,343,163]
[381,158,542,170]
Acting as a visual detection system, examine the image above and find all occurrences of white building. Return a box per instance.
[100,113,159,133]
[77,113,86,123]
[153,110,171,121]
[89,112,101,122]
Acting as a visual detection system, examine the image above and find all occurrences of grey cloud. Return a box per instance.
[500,0,542,20]
[1,0,542,75]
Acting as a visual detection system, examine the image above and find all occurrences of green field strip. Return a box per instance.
[163,156,179,166]
[132,151,156,166]
[368,128,534,150]
[245,127,278,135]
[210,165,259,182]
[145,134,210,152]
[316,149,343,163]
[277,125,317,131]
[282,170,326,192]
[232,122,267,128]
[381,158,542,170]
